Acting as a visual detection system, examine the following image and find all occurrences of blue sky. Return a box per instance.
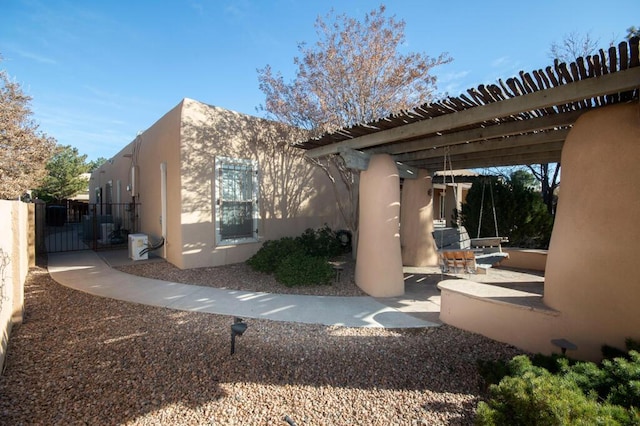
[1,0,636,161]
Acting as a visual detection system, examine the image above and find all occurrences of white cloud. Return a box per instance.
[15,48,57,64]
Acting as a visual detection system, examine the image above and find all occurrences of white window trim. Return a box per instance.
[214,156,259,246]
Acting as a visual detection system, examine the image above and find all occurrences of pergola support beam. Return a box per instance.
[338,147,420,179]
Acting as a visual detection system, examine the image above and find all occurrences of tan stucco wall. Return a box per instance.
[401,169,439,266]
[178,99,343,269]
[355,154,404,297]
[94,98,344,269]
[438,103,640,360]
[439,280,560,354]
[92,101,183,265]
[0,201,31,374]
[501,248,547,272]
[543,102,640,360]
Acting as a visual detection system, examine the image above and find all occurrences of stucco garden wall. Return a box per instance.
[500,248,547,272]
[0,201,33,374]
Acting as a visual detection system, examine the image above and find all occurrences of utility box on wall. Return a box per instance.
[128,233,148,260]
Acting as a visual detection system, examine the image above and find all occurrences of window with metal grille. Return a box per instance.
[215,157,259,244]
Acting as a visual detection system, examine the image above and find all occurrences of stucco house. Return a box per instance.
[90,98,344,269]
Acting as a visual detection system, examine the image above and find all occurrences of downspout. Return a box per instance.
[160,162,167,259]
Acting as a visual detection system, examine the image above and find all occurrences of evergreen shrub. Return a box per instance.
[247,225,343,286]
[274,251,333,287]
[476,341,640,426]
[246,237,302,273]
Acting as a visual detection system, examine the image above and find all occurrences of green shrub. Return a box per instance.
[274,252,334,287]
[600,351,640,408]
[476,344,640,425]
[247,226,344,286]
[247,237,303,273]
[475,372,615,426]
[296,226,344,258]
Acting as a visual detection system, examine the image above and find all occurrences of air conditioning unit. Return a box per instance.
[128,233,148,260]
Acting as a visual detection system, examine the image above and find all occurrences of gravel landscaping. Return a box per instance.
[114,256,366,296]
[0,258,524,425]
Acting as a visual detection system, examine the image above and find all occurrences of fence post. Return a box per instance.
[91,204,98,251]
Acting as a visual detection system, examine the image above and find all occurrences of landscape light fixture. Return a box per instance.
[230,317,247,355]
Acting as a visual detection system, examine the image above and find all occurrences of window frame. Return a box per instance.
[214,156,259,246]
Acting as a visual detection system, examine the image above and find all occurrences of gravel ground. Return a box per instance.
[0,259,524,425]
[114,256,366,296]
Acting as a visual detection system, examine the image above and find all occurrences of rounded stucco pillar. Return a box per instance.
[355,154,404,297]
[544,103,640,360]
[401,169,439,266]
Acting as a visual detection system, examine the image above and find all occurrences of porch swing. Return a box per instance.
[433,148,509,274]
[469,177,509,266]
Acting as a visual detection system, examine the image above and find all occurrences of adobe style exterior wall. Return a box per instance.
[438,103,640,361]
[543,102,640,360]
[93,98,343,269]
[179,99,342,269]
[0,201,33,374]
[91,101,183,264]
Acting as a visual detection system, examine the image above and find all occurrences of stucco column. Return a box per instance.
[544,103,640,360]
[400,169,439,266]
[355,154,404,297]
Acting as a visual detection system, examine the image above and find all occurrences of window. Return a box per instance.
[215,157,259,245]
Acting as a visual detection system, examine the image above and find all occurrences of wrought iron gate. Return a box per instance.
[35,202,140,253]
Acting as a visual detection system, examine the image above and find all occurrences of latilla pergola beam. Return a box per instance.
[368,110,581,156]
[411,151,563,171]
[305,67,640,159]
[394,128,570,163]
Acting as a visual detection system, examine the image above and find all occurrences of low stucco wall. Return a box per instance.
[0,201,33,374]
[438,280,561,355]
[500,248,547,272]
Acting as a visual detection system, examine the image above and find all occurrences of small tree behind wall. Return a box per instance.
[461,171,554,249]
[33,145,91,203]
[0,62,56,200]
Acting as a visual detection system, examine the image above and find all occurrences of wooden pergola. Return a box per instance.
[298,38,639,173]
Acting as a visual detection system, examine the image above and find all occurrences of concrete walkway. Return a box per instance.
[47,251,442,328]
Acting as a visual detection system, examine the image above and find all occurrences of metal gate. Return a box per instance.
[35,202,140,254]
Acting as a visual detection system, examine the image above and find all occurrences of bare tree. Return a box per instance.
[527,163,560,216]
[257,5,452,247]
[0,62,56,200]
[549,30,600,64]
[536,31,604,216]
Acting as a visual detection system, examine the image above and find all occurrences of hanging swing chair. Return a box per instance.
[469,177,509,267]
[432,148,509,274]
